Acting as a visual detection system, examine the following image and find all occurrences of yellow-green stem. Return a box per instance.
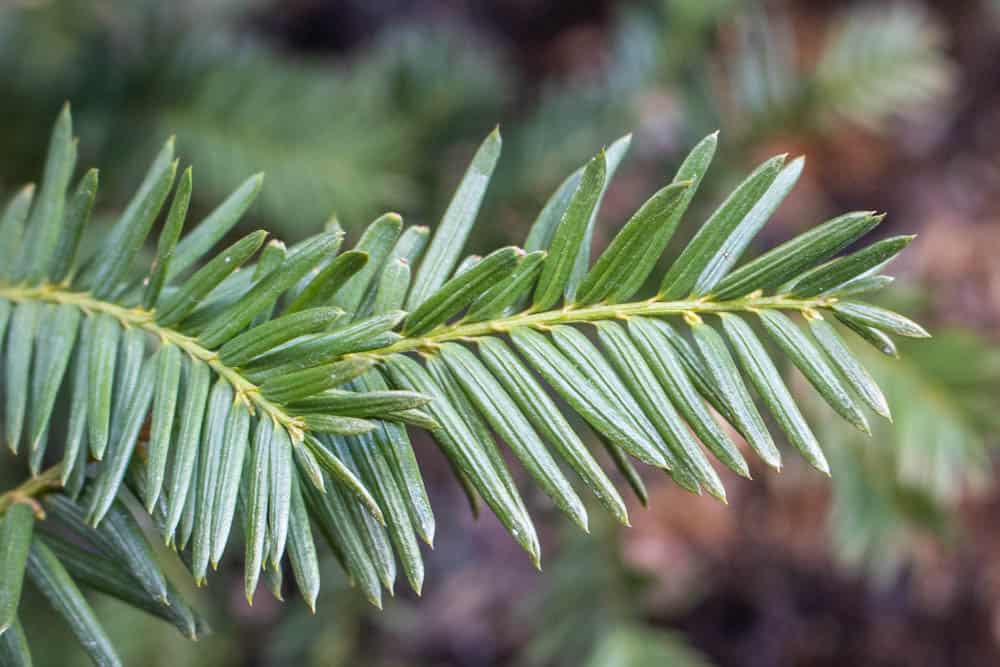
[355,292,839,358]
[0,283,837,438]
[0,283,306,439]
[0,463,61,516]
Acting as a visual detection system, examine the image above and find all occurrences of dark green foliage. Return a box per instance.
[0,108,928,664]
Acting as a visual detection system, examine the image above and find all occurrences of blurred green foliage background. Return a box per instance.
[3,0,1000,665]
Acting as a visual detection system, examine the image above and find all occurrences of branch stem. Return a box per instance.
[0,283,306,439]
[0,283,837,438]
[0,464,62,516]
[355,293,838,358]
